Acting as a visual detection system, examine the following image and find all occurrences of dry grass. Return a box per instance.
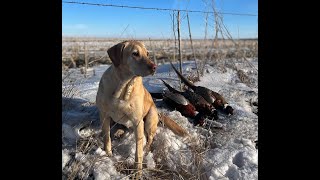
[62,37,258,71]
[62,122,213,179]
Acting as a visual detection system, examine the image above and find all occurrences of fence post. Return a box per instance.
[201,12,209,76]
[186,12,200,79]
[84,41,88,77]
[172,11,176,63]
[177,10,183,91]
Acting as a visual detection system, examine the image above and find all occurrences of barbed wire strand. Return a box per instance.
[62,1,257,16]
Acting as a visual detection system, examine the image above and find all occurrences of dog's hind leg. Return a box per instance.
[144,105,159,153]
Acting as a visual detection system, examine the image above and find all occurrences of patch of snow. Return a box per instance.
[62,123,79,141]
[145,152,156,169]
[62,149,70,170]
[205,138,258,179]
[92,148,125,180]
[62,59,258,179]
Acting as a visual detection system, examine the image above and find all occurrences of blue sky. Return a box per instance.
[62,0,258,39]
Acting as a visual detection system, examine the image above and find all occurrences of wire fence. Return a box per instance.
[62,1,258,16]
[63,1,257,39]
[62,0,258,74]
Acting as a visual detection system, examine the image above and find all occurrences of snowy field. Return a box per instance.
[62,58,258,179]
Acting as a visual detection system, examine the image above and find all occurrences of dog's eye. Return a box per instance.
[132,51,139,57]
[147,51,149,56]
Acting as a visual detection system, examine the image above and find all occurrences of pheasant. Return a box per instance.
[151,91,212,126]
[161,79,218,120]
[170,62,234,115]
[151,91,197,118]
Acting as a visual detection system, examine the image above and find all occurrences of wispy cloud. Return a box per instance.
[63,24,88,29]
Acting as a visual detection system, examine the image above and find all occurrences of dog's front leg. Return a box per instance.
[134,119,144,178]
[101,115,112,156]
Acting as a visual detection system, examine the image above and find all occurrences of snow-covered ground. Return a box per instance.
[62,58,258,179]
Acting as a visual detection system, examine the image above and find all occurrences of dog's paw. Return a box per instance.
[106,150,113,157]
[104,146,113,156]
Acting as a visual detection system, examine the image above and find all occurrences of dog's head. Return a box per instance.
[107,40,157,76]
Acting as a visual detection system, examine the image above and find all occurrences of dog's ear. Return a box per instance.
[107,42,126,67]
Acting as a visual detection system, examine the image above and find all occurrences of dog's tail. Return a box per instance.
[170,61,196,91]
[159,113,189,137]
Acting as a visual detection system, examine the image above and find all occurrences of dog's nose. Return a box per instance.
[151,64,157,71]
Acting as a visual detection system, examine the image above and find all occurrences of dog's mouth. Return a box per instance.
[151,69,156,75]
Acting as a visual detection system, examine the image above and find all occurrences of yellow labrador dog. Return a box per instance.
[96,40,188,177]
